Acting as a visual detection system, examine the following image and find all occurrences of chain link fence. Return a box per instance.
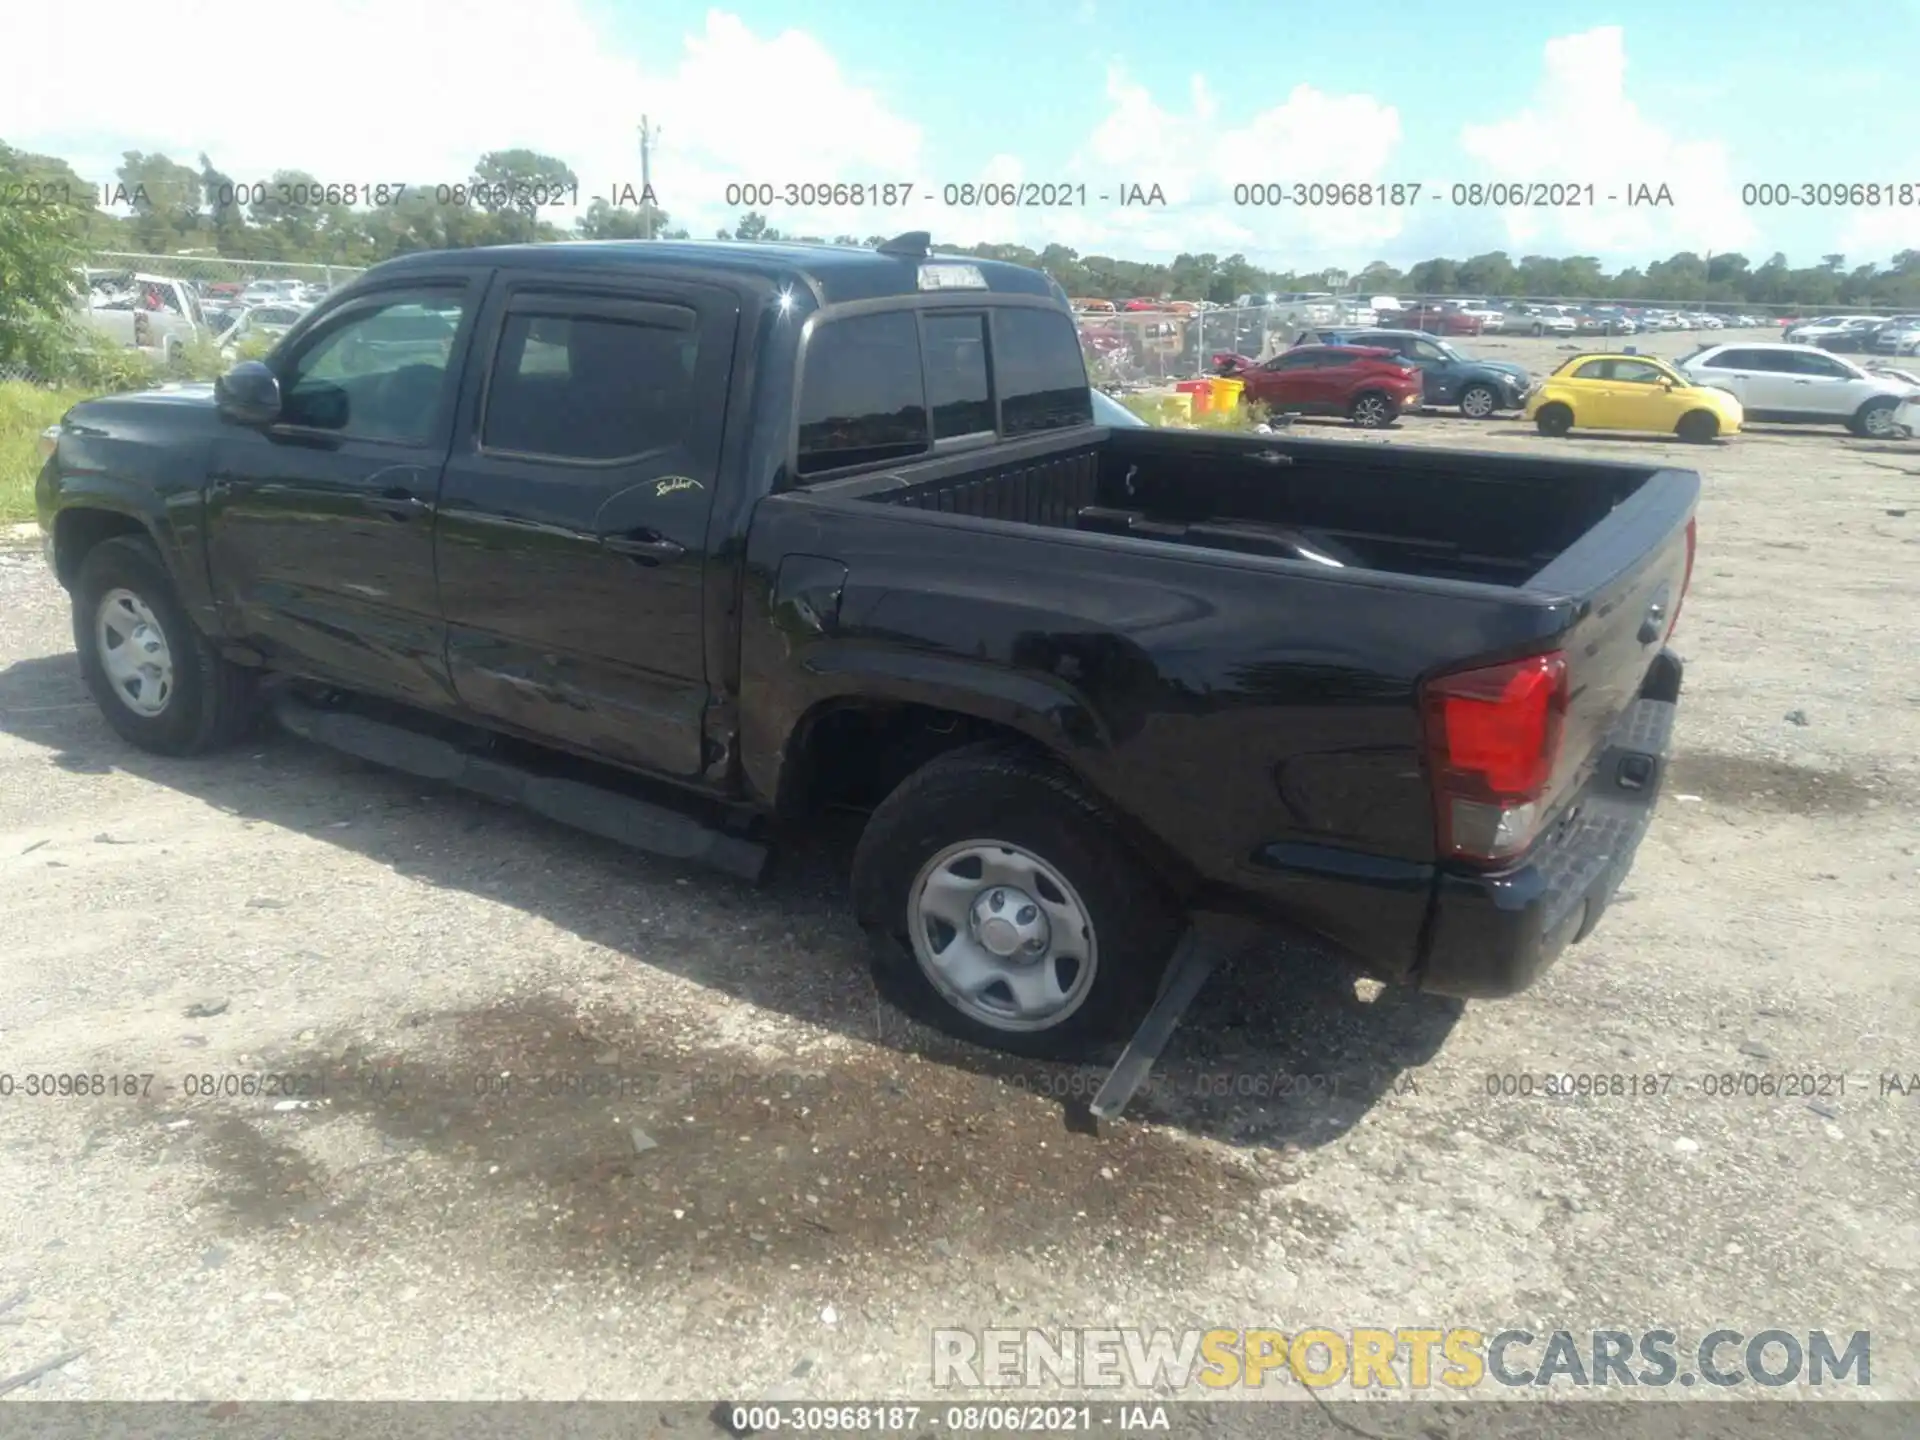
[86,251,367,290]
[1076,297,1920,391]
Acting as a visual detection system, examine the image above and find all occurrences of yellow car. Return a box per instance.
[1525,352,1743,443]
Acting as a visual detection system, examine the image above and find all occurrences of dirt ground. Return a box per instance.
[0,381,1916,1426]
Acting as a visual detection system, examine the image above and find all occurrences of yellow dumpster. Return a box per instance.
[1209,376,1245,412]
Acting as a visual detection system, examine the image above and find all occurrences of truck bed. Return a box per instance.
[816,425,1665,589]
[764,421,1697,990]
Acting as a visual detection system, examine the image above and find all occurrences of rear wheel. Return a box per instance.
[1535,403,1574,437]
[73,535,256,755]
[1459,384,1499,419]
[1349,390,1395,428]
[851,742,1179,1060]
[1851,397,1900,438]
[1676,411,1720,444]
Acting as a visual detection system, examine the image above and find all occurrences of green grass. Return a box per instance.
[1120,391,1272,431]
[0,381,95,525]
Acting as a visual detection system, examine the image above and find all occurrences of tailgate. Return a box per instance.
[1530,469,1699,816]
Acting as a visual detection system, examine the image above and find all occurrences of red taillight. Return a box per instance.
[1667,516,1697,640]
[1420,651,1569,865]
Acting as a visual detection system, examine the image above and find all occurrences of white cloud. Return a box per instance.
[1040,65,1406,264]
[1457,26,1759,260]
[0,5,925,237]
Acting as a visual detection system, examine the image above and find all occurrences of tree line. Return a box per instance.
[7,140,1920,313]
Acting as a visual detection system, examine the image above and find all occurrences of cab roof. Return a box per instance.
[366,238,1062,308]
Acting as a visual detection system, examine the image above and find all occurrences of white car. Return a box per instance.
[1895,394,1919,438]
[1502,303,1578,336]
[1783,314,1877,346]
[1457,299,1505,333]
[218,303,307,356]
[1677,341,1916,437]
[237,279,304,308]
[1870,318,1920,356]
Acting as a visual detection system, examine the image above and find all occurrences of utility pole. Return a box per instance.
[638,116,658,240]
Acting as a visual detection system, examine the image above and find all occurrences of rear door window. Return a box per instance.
[795,312,929,476]
[993,307,1093,436]
[483,305,701,462]
[923,312,993,439]
[795,304,1092,479]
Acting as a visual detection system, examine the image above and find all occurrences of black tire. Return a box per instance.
[1850,396,1899,439]
[1459,384,1499,419]
[73,534,256,756]
[1676,411,1720,444]
[851,742,1179,1060]
[1348,390,1395,428]
[1535,403,1574,437]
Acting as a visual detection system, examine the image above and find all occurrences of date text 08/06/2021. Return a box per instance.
[715,180,1678,208]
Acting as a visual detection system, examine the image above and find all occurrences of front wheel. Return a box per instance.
[1459,384,1499,419]
[1676,410,1720,444]
[852,743,1179,1059]
[1851,397,1900,438]
[73,535,257,755]
[1534,403,1574,437]
[1349,390,1395,428]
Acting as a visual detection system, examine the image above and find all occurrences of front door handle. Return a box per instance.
[367,488,428,520]
[605,529,686,565]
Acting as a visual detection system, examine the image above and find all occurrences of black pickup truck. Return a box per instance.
[36,234,1698,1060]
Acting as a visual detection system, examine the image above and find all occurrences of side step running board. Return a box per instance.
[272,696,771,885]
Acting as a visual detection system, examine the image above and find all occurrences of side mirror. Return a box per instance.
[215,361,282,426]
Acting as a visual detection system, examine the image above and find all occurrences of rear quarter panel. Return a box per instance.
[740,492,1582,974]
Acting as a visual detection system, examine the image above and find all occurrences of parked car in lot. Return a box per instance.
[1218,344,1424,426]
[1503,303,1579,337]
[34,234,1698,1058]
[1676,342,1915,437]
[217,303,309,358]
[1782,314,1879,348]
[1866,315,1920,355]
[1573,309,1633,336]
[1527,352,1743,443]
[74,271,209,363]
[236,279,305,308]
[1295,328,1531,417]
[1405,302,1485,336]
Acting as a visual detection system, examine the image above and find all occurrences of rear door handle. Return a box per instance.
[605,529,686,565]
[367,488,428,520]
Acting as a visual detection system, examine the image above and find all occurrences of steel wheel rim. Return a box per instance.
[1462,387,1495,417]
[95,588,175,717]
[907,839,1098,1032]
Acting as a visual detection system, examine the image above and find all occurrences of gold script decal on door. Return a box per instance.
[655,476,704,498]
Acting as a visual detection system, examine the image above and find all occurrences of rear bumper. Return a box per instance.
[1415,649,1683,998]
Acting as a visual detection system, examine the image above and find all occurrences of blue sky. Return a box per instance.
[6,0,1918,271]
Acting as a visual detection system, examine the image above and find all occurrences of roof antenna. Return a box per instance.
[877,231,931,258]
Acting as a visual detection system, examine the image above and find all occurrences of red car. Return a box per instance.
[1405,303,1485,337]
[1223,345,1423,427]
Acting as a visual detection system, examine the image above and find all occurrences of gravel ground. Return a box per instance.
[0,396,1916,1427]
